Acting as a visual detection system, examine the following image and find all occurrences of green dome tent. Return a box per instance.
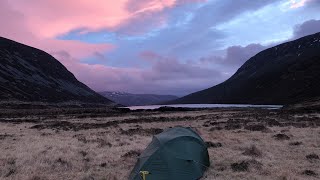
[128,127,210,180]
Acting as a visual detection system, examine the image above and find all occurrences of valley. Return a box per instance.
[1,4,320,180]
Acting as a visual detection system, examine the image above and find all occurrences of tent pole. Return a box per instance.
[140,171,150,180]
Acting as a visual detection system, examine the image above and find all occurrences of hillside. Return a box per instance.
[170,32,320,105]
[0,37,114,106]
[99,91,178,106]
[285,96,320,111]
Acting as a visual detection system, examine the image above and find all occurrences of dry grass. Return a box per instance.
[0,108,319,180]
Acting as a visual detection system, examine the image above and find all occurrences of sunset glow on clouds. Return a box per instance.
[8,0,195,38]
[289,0,310,8]
[1,0,320,95]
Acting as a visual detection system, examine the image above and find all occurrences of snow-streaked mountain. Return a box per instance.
[0,37,114,106]
[170,32,320,105]
[99,91,178,106]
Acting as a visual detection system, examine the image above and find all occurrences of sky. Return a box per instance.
[1,0,320,96]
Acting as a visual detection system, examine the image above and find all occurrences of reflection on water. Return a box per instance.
[124,104,283,110]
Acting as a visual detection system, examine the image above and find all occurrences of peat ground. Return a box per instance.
[0,107,319,179]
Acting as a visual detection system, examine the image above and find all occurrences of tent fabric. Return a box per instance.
[129,127,210,180]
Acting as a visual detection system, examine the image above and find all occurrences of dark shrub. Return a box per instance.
[100,163,107,167]
[231,161,249,172]
[206,142,222,148]
[273,133,290,140]
[267,119,281,126]
[306,153,319,160]
[225,123,242,130]
[289,141,302,146]
[122,150,141,158]
[244,124,268,132]
[302,170,318,176]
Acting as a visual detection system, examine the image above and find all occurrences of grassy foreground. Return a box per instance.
[0,108,319,180]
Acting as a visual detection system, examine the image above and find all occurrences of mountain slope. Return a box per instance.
[0,37,114,105]
[170,32,320,105]
[99,91,178,106]
[285,96,320,111]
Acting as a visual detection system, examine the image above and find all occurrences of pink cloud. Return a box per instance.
[0,0,114,59]
[0,0,208,95]
[1,0,204,58]
[7,0,204,38]
[289,0,311,8]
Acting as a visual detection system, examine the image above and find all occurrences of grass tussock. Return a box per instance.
[242,145,262,157]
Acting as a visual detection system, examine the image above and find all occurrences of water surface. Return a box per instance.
[125,104,283,110]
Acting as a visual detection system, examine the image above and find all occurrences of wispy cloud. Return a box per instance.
[1,0,320,95]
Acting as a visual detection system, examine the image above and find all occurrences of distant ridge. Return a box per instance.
[0,37,114,106]
[170,32,320,105]
[99,91,178,106]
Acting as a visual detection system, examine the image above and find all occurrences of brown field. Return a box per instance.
[0,107,319,180]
